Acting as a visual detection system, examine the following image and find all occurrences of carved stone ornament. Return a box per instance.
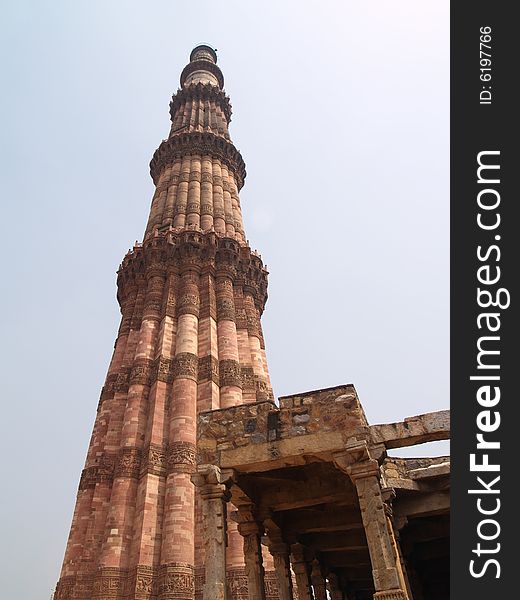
[92,567,127,599]
[198,355,219,385]
[226,568,248,600]
[156,356,174,383]
[216,297,235,321]
[115,370,131,393]
[130,360,153,386]
[219,359,242,388]
[115,447,142,479]
[240,366,255,391]
[333,439,380,481]
[79,454,116,490]
[177,293,200,316]
[373,591,408,600]
[141,443,167,477]
[167,441,197,474]
[172,352,198,381]
[157,563,195,600]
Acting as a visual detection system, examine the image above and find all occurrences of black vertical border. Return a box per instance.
[451,2,516,598]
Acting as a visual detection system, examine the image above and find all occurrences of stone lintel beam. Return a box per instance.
[282,507,364,535]
[300,530,368,552]
[408,462,450,480]
[370,410,450,449]
[384,478,422,492]
[198,386,371,473]
[393,490,450,519]
[324,551,371,567]
[219,431,345,473]
[251,471,356,513]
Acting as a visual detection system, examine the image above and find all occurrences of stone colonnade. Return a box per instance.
[193,449,411,600]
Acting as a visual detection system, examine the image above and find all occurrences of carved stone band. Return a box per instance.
[198,355,219,385]
[130,359,154,386]
[157,562,195,600]
[177,293,200,317]
[167,441,197,474]
[216,297,235,321]
[172,353,198,381]
[373,591,408,600]
[219,359,242,388]
[115,447,142,479]
[150,132,246,190]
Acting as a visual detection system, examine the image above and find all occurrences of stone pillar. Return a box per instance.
[236,506,267,600]
[326,573,344,600]
[266,529,293,600]
[290,544,313,600]
[382,498,413,600]
[310,560,327,600]
[192,466,231,600]
[334,442,408,600]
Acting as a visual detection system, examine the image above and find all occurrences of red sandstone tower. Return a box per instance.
[56,45,277,600]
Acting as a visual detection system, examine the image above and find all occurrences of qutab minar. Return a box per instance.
[56,45,278,600]
[56,44,452,600]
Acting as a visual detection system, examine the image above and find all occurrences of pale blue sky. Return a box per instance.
[0,1,449,598]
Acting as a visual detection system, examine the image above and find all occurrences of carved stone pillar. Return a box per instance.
[236,506,267,600]
[290,544,313,600]
[266,529,293,600]
[326,573,344,600]
[192,465,231,600]
[310,560,327,600]
[334,442,408,600]
[382,495,413,600]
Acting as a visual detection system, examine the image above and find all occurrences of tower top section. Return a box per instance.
[147,45,248,238]
[190,44,217,63]
[180,44,224,89]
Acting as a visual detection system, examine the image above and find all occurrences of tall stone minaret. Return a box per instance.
[55,45,277,600]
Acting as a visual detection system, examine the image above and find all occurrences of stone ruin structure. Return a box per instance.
[196,386,449,600]
[55,45,450,600]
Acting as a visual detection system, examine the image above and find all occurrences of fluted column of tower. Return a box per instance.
[55,45,277,600]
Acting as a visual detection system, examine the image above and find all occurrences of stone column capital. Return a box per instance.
[235,510,264,538]
[333,439,380,482]
[290,542,310,565]
[265,529,289,556]
[191,464,233,501]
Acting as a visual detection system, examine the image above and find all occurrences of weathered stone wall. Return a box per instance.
[198,385,370,469]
